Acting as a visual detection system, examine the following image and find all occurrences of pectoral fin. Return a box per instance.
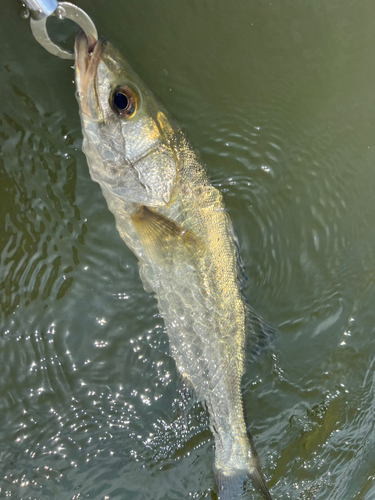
[131,206,200,264]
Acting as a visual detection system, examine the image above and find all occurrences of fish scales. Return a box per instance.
[75,33,272,500]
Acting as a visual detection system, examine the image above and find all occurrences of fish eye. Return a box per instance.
[111,85,137,118]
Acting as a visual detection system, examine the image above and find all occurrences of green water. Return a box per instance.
[1,0,375,498]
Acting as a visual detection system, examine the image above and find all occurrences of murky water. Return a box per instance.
[1,0,375,498]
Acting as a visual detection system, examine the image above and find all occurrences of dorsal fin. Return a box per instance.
[245,303,278,362]
[226,212,249,290]
[226,213,277,360]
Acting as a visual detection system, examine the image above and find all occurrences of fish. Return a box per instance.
[74,31,274,500]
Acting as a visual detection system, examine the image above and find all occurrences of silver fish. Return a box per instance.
[75,32,273,500]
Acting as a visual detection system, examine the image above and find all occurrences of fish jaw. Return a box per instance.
[75,32,104,121]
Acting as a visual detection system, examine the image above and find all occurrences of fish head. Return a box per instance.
[75,33,179,207]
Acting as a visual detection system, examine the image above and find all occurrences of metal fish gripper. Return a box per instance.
[21,0,98,59]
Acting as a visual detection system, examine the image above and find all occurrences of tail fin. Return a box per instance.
[248,465,273,500]
[214,466,272,500]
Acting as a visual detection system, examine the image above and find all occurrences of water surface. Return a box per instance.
[1,0,375,498]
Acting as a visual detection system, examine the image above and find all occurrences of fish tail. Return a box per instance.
[214,465,272,500]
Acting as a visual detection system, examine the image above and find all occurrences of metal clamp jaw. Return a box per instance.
[22,0,97,59]
[23,0,58,18]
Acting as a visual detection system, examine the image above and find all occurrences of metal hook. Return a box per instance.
[28,1,98,60]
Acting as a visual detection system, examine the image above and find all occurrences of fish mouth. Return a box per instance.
[75,31,103,117]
